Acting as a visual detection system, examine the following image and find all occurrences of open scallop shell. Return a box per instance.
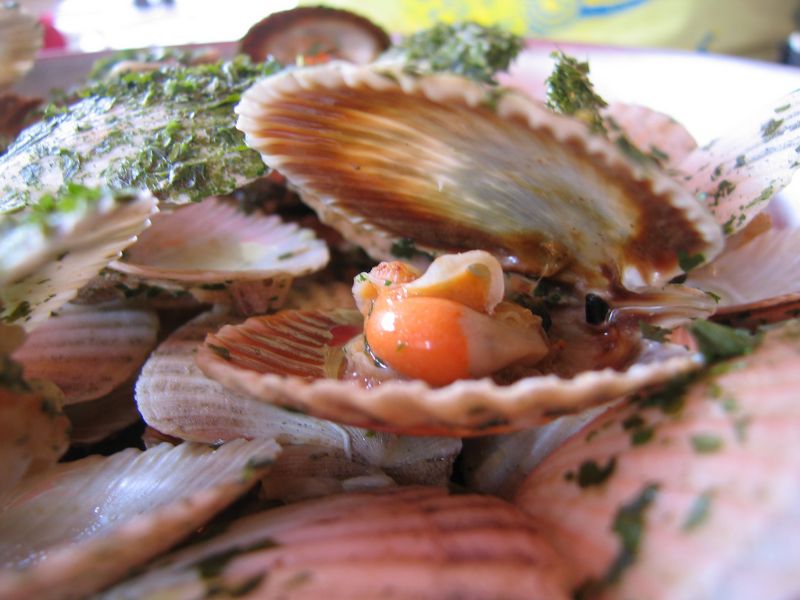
[0,3,42,89]
[0,187,157,330]
[12,302,158,405]
[236,61,723,292]
[109,196,329,314]
[137,309,461,483]
[99,486,572,600]
[197,307,701,436]
[515,319,800,600]
[0,439,281,600]
[240,6,390,66]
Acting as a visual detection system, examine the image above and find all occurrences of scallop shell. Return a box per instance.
[12,302,159,405]
[197,307,701,436]
[109,196,329,314]
[236,61,723,292]
[603,102,698,169]
[515,319,800,600]
[99,486,572,600]
[0,59,278,209]
[0,362,69,494]
[679,89,800,236]
[137,309,461,483]
[687,227,800,308]
[0,439,281,600]
[0,187,157,330]
[0,3,42,89]
[239,6,390,66]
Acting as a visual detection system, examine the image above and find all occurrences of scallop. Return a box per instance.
[239,6,390,66]
[515,319,800,600]
[137,308,461,484]
[236,61,723,292]
[0,2,42,89]
[99,486,572,600]
[197,304,700,436]
[0,439,281,600]
[108,196,329,314]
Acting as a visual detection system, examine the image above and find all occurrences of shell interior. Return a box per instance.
[197,307,702,436]
[236,61,723,292]
[110,196,329,283]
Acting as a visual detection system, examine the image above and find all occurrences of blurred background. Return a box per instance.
[15,0,800,62]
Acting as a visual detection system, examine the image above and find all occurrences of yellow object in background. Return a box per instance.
[310,0,799,60]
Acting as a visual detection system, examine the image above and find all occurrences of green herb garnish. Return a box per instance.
[388,22,523,85]
[546,51,608,134]
[688,320,758,363]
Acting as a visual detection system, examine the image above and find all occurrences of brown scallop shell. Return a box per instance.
[99,486,573,600]
[515,319,800,599]
[197,307,701,436]
[240,6,390,66]
[236,62,723,292]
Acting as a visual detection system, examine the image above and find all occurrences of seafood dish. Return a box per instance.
[1,5,800,598]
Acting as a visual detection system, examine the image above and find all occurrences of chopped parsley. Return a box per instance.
[576,457,617,488]
[677,250,705,272]
[207,343,232,361]
[388,22,523,85]
[606,483,659,584]
[546,51,608,134]
[683,491,713,530]
[688,320,758,363]
[690,433,723,454]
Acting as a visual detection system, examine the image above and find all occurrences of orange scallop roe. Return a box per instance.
[364,295,470,387]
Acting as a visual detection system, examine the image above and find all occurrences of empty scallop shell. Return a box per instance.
[12,302,158,405]
[197,307,701,436]
[515,319,800,600]
[109,196,329,314]
[0,360,69,494]
[236,61,723,292]
[99,486,572,600]
[0,3,42,89]
[0,187,157,330]
[137,309,460,483]
[240,6,390,65]
[0,439,281,600]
